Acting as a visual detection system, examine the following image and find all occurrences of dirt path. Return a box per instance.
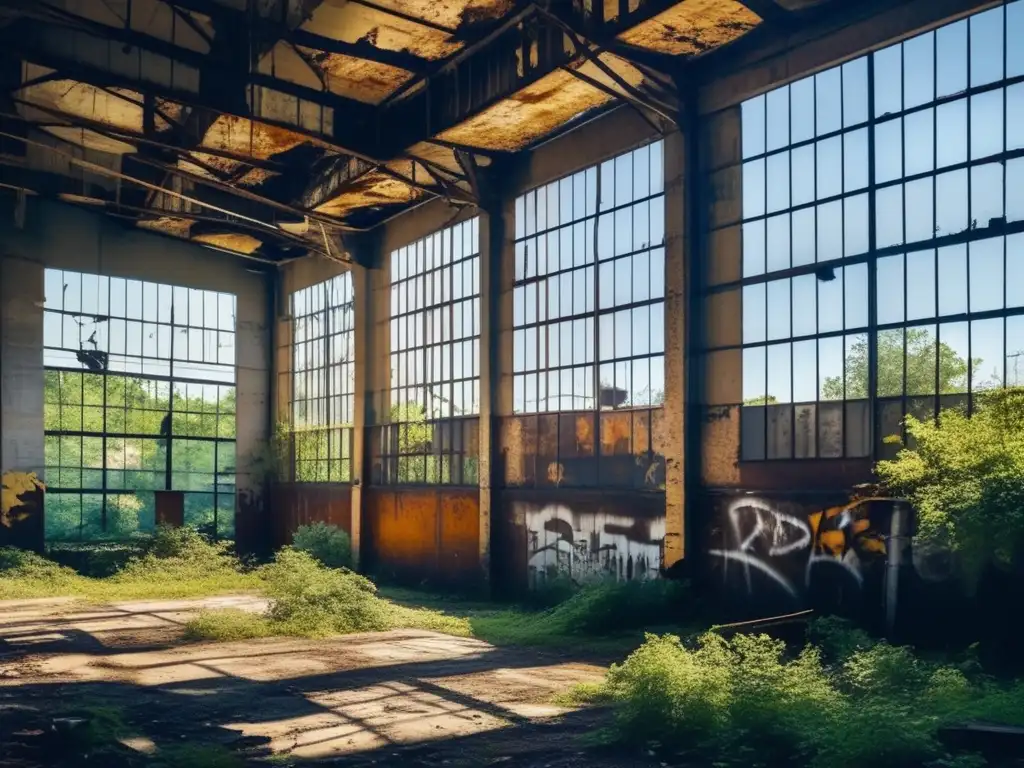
[0,596,654,767]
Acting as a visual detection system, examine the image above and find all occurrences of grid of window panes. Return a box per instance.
[290,273,355,482]
[43,269,237,540]
[739,1,1024,460]
[380,217,480,485]
[512,140,666,414]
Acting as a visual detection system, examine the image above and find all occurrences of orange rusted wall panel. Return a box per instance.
[271,483,353,549]
[362,487,480,586]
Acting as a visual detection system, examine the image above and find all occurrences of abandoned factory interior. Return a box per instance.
[2,0,1023,613]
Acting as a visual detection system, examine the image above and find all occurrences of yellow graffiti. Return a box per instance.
[1,471,45,528]
[810,496,890,559]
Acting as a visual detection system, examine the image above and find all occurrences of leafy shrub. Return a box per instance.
[876,387,1024,584]
[113,525,242,584]
[292,522,352,569]
[261,548,388,636]
[586,631,1024,768]
[805,615,873,663]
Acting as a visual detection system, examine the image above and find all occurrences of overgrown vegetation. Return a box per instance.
[575,617,1024,767]
[471,579,692,648]
[291,521,352,568]
[0,526,260,600]
[876,387,1024,585]
[184,548,470,640]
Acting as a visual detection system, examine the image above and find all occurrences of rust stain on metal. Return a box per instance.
[301,48,415,104]
[363,488,480,583]
[313,170,423,218]
[438,54,645,151]
[618,0,761,56]
[201,116,317,166]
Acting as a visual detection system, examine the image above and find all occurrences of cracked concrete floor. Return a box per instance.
[0,596,635,766]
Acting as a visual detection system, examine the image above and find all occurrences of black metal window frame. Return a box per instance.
[512,139,667,415]
[290,272,356,483]
[378,217,481,486]
[43,268,237,540]
[735,0,1024,461]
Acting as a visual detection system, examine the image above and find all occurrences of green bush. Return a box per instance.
[113,525,242,583]
[876,387,1024,585]
[291,522,352,569]
[585,630,1024,768]
[260,548,389,636]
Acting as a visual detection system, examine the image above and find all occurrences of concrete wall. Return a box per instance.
[0,197,272,551]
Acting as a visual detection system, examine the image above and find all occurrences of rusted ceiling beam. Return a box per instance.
[373,0,684,158]
[285,28,430,73]
[0,140,325,258]
[0,38,382,161]
[731,0,793,26]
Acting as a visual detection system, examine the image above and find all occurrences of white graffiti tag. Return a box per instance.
[708,497,867,601]
[520,503,664,587]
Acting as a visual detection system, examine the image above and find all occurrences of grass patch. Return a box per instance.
[0,527,262,601]
[470,579,693,650]
[572,619,1024,768]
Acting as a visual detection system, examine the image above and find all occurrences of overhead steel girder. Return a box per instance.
[371,0,684,159]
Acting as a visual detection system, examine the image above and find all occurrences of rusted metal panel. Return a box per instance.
[362,487,480,586]
[270,483,353,549]
[496,488,665,594]
[154,491,185,528]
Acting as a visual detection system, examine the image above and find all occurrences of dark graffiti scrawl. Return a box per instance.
[520,503,664,587]
[708,496,890,600]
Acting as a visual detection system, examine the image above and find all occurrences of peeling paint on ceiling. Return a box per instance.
[193,231,265,253]
[313,169,423,218]
[136,216,195,239]
[303,1,460,61]
[301,48,414,104]
[618,0,761,56]
[438,54,645,151]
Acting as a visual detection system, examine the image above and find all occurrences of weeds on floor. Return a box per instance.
[570,616,1024,768]
[185,548,472,641]
[470,579,693,648]
[291,521,352,569]
[0,526,261,601]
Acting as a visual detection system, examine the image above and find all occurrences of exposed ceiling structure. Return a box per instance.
[0,0,825,264]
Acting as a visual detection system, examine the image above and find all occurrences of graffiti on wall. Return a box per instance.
[522,503,664,586]
[1,471,44,528]
[708,496,892,601]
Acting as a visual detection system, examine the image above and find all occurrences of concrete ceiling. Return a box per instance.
[0,0,811,264]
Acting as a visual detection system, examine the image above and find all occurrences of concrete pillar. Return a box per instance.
[0,255,45,551]
[663,127,687,567]
[477,204,508,589]
[350,263,370,568]
[1,255,44,476]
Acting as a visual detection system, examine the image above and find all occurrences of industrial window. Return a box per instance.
[374,218,481,485]
[504,141,667,490]
[512,140,666,413]
[290,272,355,482]
[739,1,1024,460]
[43,269,236,540]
